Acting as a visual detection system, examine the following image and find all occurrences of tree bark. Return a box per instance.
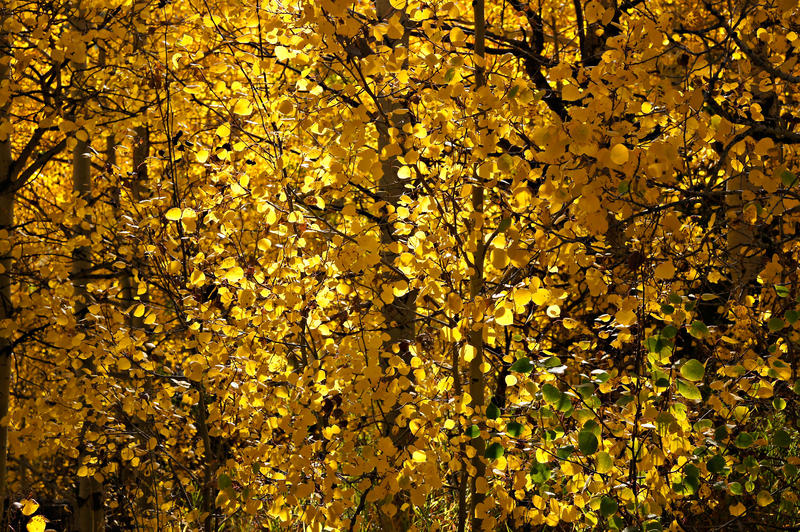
[0,17,14,529]
[374,0,415,530]
[73,134,104,532]
[71,7,104,528]
[726,170,760,297]
[468,1,488,529]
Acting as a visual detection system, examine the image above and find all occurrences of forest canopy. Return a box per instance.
[1,0,800,530]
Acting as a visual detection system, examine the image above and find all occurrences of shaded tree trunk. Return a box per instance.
[0,19,14,529]
[468,1,488,529]
[374,0,415,530]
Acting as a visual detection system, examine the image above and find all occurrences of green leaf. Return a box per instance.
[510,357,533,373]
[707,454,726,474]
[596,451,613,473]
[506,421,524,438]
[768,317,785,332]
[680,359,705,381]
[600,496,618,517]
[794,380,800,395]
[583,419,601,436]
[729,482,744,495]
[735,432,754,449]
[774,429,791,448]
[542,356,562,368]
[530,462,550,484]
[677,379,702,401]
[542,383,562,405]
[556,445,575,459]
[486,402,501,420]
[653,369,670,388]
[661,304,675,314]
[773,397,786,411]
[785,310,800,324]
[644,520,664,532]
[775,284,791,298]
[578,430,599,455]
[683,475,700,494]
[781,168,798,187]
[484,442,504,460]
[661,325,678,339]
[576,383,595,399]
[218,473,232,490]
[669,293,682,305]
[617,181,630,195]
[465,425,480,438]
[497,217,512,233]
[645,336,665,353]
[615,394,635,407]
[689,320,708,338]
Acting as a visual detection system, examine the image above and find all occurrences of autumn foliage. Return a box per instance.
[2,0,800,530]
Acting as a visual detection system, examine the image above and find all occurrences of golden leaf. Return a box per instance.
[20,499,39,516]
[610,144,630,165]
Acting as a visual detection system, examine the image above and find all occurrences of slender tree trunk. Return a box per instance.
[70,8,103,527]
[726,171,760,297]
[468,1,487,529]
[374,1,415,530]
[73,134,104,532]
[0,161,13,532]
[0,18,14,528]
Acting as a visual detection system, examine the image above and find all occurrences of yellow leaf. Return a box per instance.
[728,502,746,516]
[514,289,532,306]
[449,27,466,44]
[462,344,476,362]
[233,98,252,115]
[495,304,514,326]
[133,304,145,318]
[190,269,206,286]
[77,465,89,477]
[196,150,209,163]
[546,305,561,318]
[446,293,463,313]
[615,308,637,326]
[21,499,39,516]
[562,84,582,101]
[610,144,630,165]
[532,288,550,306]
[225,267,244,283]
[411,450,427,463]
[278,99,294,115]
[756,490,773,507]
[654,260,676,279]
[165,207,182,221]
[27,515,46,532]
[143,312,156,326]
